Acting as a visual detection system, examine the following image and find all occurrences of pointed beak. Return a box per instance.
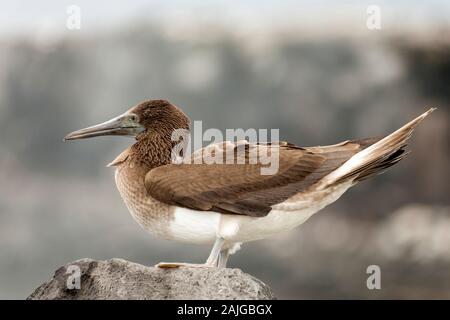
[64,113,143,141]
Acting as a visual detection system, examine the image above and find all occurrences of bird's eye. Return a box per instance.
[130,115,139,122]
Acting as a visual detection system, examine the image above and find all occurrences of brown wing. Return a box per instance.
[144,139,378,217]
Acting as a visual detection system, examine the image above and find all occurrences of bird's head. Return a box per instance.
[64,100,190,141]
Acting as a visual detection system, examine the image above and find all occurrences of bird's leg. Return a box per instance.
[156,237,225,268]
[205,237,225,266]
[218,249,230,268]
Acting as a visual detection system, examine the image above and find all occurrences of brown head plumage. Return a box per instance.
[128,100,190,135]
[65,99,191,168]
[128,100,190,168]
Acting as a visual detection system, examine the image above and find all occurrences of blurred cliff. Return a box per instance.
[0,2,449,299]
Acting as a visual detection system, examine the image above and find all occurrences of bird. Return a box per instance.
[64,100,435,268]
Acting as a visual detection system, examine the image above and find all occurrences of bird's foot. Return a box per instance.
[155,262,216,269]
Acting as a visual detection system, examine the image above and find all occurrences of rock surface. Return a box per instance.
[27,258,276,300]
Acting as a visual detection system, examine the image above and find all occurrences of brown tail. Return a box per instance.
[319,108,436,187]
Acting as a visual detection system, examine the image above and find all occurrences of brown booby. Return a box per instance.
[65,100,435,268]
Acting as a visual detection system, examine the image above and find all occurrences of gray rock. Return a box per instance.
[27,258,276,300]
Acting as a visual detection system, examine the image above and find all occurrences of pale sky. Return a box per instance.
[1,0,449,38]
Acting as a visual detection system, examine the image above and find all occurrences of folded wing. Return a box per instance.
[144,139,375,217]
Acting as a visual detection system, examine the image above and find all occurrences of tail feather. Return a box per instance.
[349,147,409,182]
[318,108,436,188]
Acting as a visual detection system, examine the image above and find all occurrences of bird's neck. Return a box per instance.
[129,127,189,171]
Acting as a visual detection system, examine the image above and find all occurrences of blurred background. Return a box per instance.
[0,0,449,299]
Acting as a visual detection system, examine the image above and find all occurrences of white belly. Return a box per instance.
[168,181,353,244]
